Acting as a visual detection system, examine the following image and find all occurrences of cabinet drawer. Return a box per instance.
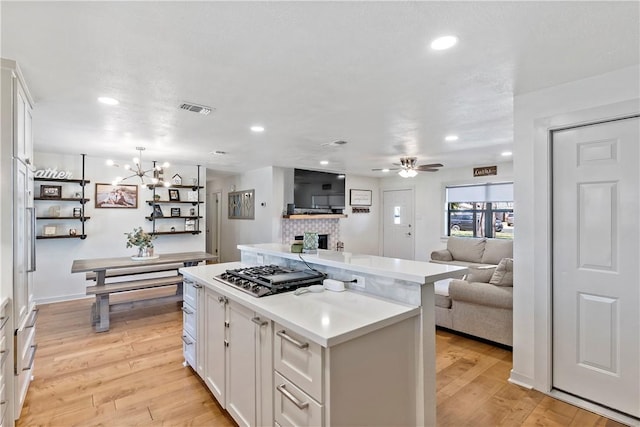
[182,304,197,338]
[274,372,323,427]
[274,323,323,402]
[182,332,196,369]
[183,280,199,308]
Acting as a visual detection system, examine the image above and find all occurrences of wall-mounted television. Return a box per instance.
[293,169,345,214]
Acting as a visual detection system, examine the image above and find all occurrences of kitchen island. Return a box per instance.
[180,245,467,427]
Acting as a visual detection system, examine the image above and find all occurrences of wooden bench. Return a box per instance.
[71,251,216,332]
[85,263,184,281]
[87,274,184,332]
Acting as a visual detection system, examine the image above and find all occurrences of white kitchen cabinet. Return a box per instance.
[274,319,417,427]
[203,286,225,403]
[199,285,272,427]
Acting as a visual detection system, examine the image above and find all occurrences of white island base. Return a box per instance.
[180,244,467,427]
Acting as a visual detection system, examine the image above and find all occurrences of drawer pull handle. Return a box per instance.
[193,283,203,289]
[181,306,194,315]
[181,335,194,345]
[251,317,268,327]
[23,344,37,371]
[218,296,228,304]
[25,308,39,329]
[276,384,309,410]
[276,330,309,349]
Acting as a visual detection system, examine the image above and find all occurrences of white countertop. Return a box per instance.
[239,243,468,284]
[180,262,421,347]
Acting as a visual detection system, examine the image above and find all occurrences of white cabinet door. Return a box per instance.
[226,301,256,427]
[13,160,28,325]
[14,78,33,166]
[203,288,226,403]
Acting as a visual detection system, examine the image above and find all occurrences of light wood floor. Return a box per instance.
[17,289,626,427]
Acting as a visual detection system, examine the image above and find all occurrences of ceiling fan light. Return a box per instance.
[399,169,418,178]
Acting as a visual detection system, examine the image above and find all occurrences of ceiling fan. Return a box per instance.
[372,157,444,178]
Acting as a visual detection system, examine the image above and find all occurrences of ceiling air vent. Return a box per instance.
[178,102,214,115]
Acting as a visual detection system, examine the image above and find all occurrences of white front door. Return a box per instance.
[383,189,414,260]
[552,116,639,417]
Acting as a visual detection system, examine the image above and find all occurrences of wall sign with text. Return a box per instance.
[473,165,497,177]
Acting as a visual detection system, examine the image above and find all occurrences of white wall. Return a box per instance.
[209,166,282,262]
[380,162,514,261]
[33,152,205,303]
[512,65,640,389]
[340,175,381,255]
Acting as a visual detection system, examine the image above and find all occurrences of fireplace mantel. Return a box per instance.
[282,214,347,219]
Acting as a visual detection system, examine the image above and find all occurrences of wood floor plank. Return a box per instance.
[16,295,626,427]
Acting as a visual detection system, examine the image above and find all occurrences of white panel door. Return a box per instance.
[383,189,414,260]
[552,116,639,417]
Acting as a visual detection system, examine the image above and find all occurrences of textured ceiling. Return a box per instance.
[1,1,638,177]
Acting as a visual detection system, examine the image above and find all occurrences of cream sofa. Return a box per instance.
[430,236,513,346]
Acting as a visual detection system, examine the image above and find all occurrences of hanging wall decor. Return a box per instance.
[228,189,255,219]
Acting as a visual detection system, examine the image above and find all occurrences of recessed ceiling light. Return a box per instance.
[445,135,459,142]
[250,125,265,133]
[98,96,119,105]
[430,36,458,51]
[320,160,329,165]
[382,168,390,173]
[502,151,513,157]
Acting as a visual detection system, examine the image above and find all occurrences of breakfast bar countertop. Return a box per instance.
[238,243,468,284]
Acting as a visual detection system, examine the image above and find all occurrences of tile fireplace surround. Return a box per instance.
[281,218,340,251]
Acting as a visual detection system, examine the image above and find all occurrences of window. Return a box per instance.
[445,183,513,239]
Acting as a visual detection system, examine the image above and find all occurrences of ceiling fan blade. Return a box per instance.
[416,163,443,170]
[418,168,440,172]
[372,167,400,171]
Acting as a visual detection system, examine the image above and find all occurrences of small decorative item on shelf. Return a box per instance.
[189,208,195,216]
[171,208,181,217]
[170,226,176,232]
[125,227,157,260]
[43,225,57,236]
[73,207,82,217]
[152,204,163,217]
[185,218,196,231]
[40,185,62,199]
[154,194,161,201]
[187,190,198,201]
[172,174,182,185]
[168,189,180,201]
[69,228,77,236]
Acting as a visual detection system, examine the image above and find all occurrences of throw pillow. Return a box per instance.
[490,258,514,286]
[447,236,486,263]
[466,266,496,283]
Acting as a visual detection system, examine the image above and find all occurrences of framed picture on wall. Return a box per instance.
[168,189,180,201]
[350,189,372,206]
[95,183,138,208]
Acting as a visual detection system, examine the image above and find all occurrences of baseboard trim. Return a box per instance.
[508,370,534,389]
[35,293,91,305]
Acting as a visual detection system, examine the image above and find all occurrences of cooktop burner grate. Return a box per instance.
[215,264,325,297]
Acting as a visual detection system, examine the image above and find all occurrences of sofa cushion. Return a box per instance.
[466,266,496,283]
[490,258,514,286]
[449,279,513,309]
[481,239,513,265]
[430,249,453,262]
[446,236,486,263]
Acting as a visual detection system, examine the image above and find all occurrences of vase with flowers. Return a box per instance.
[125,227,157,259]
